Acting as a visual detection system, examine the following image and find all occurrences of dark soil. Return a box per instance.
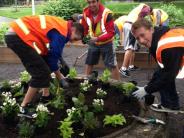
[0,79,140,138]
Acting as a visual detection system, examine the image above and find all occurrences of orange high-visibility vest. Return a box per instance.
[156,28,184,79]
[150,9,168,26]
[10,15,68,55]
[83,8,113,45]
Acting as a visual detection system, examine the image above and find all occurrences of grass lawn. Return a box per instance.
[0,1,183,19]
[106,1,184,14]
[0,5,44,19]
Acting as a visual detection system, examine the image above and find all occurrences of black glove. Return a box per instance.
[60,79,69,88]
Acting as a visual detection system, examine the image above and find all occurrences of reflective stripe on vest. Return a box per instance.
[15,19,30,35]
[39,15,46,29]
[84,8,113,45]
[14,15,54,55]
[156,29,184,79]
[33,42,42,54]
[150,9,168,26]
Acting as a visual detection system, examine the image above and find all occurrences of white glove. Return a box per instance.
[132,87,147,100]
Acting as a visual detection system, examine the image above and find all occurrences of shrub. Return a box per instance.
[0,23,8,44]
[160,3,184,27]
[42,0,83,20]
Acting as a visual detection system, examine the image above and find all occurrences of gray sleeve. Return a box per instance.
[156,10,161,26]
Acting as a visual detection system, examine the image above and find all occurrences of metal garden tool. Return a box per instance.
[132,115,165,125]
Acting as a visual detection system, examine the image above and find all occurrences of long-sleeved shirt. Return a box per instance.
[81,4,115,43]
[45,29,70,72]
[145,26,184,94]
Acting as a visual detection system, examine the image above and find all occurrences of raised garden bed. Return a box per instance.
[0,70,141,138]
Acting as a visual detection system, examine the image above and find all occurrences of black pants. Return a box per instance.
[150,69,179,109]
[5,33,51,88]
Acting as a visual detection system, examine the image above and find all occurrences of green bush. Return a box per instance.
[0,23,8,44]
[42,0,83,20]
[160,3,184,27]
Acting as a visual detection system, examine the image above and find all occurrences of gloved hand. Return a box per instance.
[132,87,147,100]
[60,79,69,88]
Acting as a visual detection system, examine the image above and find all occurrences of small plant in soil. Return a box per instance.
[59,117,74,138]
[72,93,85,108]
[83,111,98,129]
[92,99,104,112]
[18,121,35,138]
[34,104,50,128]
[103,114,126,127]
[0,80,11,91]
[67,67,77,79]
[99,69,111,83]
[11,81,22,94]
[80,80,92,92]
[114,82,137,96]
[49,87,65,109]
[0,92,19,120]
[96,88,107,98]
[20,71,31,83]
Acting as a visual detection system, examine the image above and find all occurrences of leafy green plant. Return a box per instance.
[68,68,77,79]
[113,34,120,49]
[83,111,98,129]
[103,114,126,127]
[72,93,85,108]
[122,82,136,96]
[59,117,74,138]
[20,71,31,83]
[0,23,8,44]
[114,82,136,96]
[96,88,107,98]
[49,87,65,109]
[42,0,83,20]
[0,92,19,118]
[34,104,50,128]
[1,80,11,90]
[99,69,111,83]
[80,80,92,92]
[50,94,65,109]
[66,107,82,121]
[18,121,35,138]
[160,3,184,27]
[11,81,22,94]
[92,99,104,112]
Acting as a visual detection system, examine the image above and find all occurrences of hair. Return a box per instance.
[131,18,153,34]
[72,22,84,40]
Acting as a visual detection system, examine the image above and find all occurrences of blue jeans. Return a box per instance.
[162,19,169,27]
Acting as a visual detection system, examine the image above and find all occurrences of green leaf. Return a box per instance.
[68,68,77,79]
[103,114,126,127]
[59,118,74,138]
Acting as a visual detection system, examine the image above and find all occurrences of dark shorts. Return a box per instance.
[5,33,51,88]
[85,42,117,68]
